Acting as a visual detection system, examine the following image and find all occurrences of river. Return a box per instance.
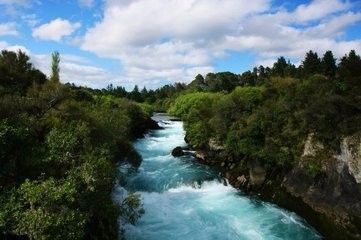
[114,113,322,240]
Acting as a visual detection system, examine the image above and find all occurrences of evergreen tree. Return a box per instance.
[106,83,114,91]
[130,85,142,102]
[338,50,361,94]
[338,50,361,78]
[302,50,321,77]
[284,60,297,77]
[272,57,288,77]
[321,50,337,78]
[258,65,265,78]
[141,86,148,100]
[50,51,60,83]
[195,74,205,84]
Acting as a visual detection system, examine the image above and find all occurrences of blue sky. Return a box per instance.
[0,0,360,89]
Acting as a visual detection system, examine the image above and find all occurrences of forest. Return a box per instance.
[167,50,361,173]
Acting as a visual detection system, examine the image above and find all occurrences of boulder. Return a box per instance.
[208,138,225,151]
[237,175,247,185]
[195,150,207,161]
[171,146,184,157]
[184,134,190,143]
[234,175,248,188]
[249,160,266,187]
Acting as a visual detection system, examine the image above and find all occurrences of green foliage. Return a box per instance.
[168,92,220,118]
[0,119,34,186]
[0,51,150,239]
[46,122,90,166]
[272,57,288,77]
[119,194,145,225]
[169,49,360,171]
[138,102,155,116]
[1,47,360,239]
[205,72,240,92]
[50,51,60,83]
[15,178,87,240]
[321,50,337,78]
[302,50,322,77]
[0,50,46,94]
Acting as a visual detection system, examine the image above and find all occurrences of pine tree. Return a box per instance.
[302,50,321,77]
[321,50,337,78]
[272,57,288,77]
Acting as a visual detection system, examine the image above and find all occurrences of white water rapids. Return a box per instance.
[114,114,322,240]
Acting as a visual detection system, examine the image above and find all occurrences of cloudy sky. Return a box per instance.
[0,0,360,89]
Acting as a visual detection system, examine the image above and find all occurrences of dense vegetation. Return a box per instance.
[168,50,361,174]
[1,47,360,239]
[0,50,150,239]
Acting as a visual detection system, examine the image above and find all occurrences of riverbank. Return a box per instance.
[189,138,361,240]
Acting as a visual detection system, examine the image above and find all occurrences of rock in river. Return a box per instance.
[171,146,184,157]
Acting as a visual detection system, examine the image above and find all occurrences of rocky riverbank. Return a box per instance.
[184,134,361,240]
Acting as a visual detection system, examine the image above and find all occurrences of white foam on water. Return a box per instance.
[117,116,322,240]
[167,180,234,194]
[143,154,174,162]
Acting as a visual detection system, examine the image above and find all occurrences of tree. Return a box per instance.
[50,51,60,83]
[129,85,142,102]
[302,50,321,77]
[240,71,255,86]
[272,57,288,77]
[338,50,361,79]
[194,74,205,84]
[337,50,361,96]
[141,86,148,98]
[284,61,297,77]
[321,50,337,78]
[188,74,206,91]
[256,65,267,85]
[15,178,87,240]
[258,65,266,78]
[0,50,46,94]
[106,84,114,91]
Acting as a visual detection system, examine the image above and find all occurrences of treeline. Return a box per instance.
[0,51,150,239]
[168,50,361,174]
[101,50,359,111]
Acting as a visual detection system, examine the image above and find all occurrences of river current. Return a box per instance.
[114,114,322,240]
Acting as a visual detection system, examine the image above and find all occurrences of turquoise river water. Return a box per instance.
[114,114,322,240]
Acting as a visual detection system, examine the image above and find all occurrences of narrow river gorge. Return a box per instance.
[114,114,322,240]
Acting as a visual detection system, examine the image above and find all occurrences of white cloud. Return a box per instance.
[0,41,29,53]
[0,0,30,6]
[32,53,123,88]
[79,0,361,87]
[81,0,269,86]
[32,18,81,42]
[78,0,93,8]
[83,0,269,54]
[0,0,38,16]
[0,22,18,36]
[292,0,350,23]
[305,12,361,38]
[3,0,361,89]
